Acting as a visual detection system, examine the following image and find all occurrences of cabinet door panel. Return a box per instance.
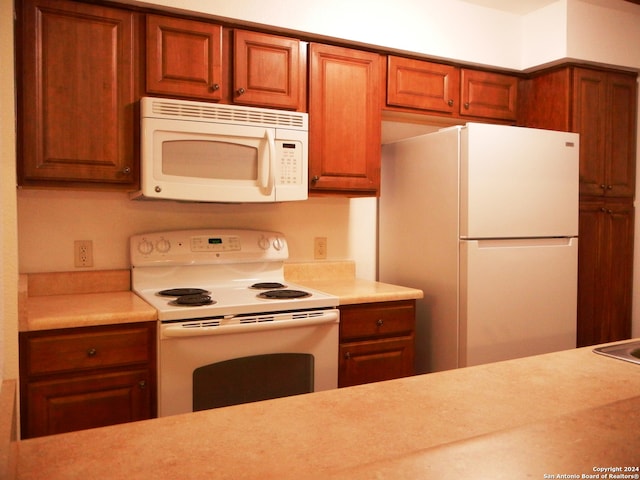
[26,369,152,438]
[607,74,637,197]
[339,336,414,388]
[146,14,222,100]
[577,200,634,346]
[460,69,518,121]
[387,56,459,113]
[19,0,135,186]
[573,69,608,196]
[233,30,304,110]
[309,43,381,194]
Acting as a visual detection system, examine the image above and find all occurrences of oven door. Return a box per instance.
[158,309,339,417]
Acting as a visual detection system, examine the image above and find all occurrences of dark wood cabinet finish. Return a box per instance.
[233,29,306,111]
[20,322,157,439]
[17,0,137,188]
[577,199,634,347]
[387,56,460,114]
[309,43,383,195]
[338,301,416,388]
[146,14,223,101]
[460,68,518,121]
[386,56,518,122]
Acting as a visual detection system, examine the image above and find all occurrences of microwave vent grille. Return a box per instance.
[146,98,307,130]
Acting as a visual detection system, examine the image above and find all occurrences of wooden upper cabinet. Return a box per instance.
[387,56,459,114]
[518,66,637,198]
[460,68,518,121]
[309,43,382,195]
[573,68,637,197]
[385,57,518,122]
[233,30,306,110]
[18,0,136,188]
[146,14,223,100]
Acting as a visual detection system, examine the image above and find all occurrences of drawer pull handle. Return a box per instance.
[376,319,384,327]
[87,348,97,357]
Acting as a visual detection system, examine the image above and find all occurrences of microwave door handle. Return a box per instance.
[259,130,276,194]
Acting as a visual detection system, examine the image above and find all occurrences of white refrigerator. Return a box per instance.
[379,123,579,374]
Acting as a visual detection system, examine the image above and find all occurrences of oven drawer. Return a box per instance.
[22,323,154,376]
[339,301,415,341]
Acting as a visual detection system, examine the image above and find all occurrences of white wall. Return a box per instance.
[17,190,377,278]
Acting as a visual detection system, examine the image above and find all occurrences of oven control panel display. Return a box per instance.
[191,235,241,252]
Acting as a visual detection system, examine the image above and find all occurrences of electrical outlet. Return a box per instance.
[314,237,327,260]
[74,240,94,268]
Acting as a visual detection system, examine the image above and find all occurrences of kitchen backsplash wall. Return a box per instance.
[17,189,377,280]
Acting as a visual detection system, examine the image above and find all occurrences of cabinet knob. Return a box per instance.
[120,166,131,175]
[376,318,384,327]
[448,99,454,107]
[607,185,613,190]
[601,207,613,214]
[344,352,351,360]
[464,102,470,109]
[311,175,320,184]
[600,184,607,190]
[87,348,97,357]
[236,87,246,96]
[138,380,147,389]
[210,83,220,92]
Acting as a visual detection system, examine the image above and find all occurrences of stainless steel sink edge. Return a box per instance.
[593,339,640,366]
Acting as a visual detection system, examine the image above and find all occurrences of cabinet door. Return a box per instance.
[572,68,636,197]
[339,336,414,388]
[607,72,637,197]
[233,30,305,110]
[573,69,608,196]
[309,43,382,195]
[146,14,222,100]
[460,69,518,121]
[18,0,136,187]
[25,369,152,438]
[386,56,459,114]
[577,199,634,347]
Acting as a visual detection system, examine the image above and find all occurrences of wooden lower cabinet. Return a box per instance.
[338,301,416,388]
[20,322,157,439]
[577,198,634,347]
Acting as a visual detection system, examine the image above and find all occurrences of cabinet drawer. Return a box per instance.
[339,301,415,340]
[23,324,153,376]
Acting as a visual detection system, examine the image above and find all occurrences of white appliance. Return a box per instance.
[130,229,339,417]
[133,97,309,203]
[379,123,579,373]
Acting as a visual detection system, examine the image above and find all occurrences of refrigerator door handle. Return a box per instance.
[472,237,577,249]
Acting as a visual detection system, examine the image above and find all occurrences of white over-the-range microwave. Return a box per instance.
[131,97,309,203]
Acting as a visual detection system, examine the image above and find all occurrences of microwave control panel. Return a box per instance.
[277,140,303,185]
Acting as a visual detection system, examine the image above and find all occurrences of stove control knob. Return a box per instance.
[137,239,154,255]
[272,237,285,251]
[258,235,270,250]
[156,238,171,254]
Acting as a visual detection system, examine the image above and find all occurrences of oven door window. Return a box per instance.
[193,353,314,411]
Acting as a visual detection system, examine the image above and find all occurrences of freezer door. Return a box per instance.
[460,123,579,238]
[459,237,577,367]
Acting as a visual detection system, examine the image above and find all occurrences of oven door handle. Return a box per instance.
[161,310,339,338]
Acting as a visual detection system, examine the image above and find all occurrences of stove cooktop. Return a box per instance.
[135,281,337,321]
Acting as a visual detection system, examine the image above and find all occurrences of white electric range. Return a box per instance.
[130,229,339,417]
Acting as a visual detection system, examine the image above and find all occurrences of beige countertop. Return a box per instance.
[19,263,421,331]
[14,344,640,479]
